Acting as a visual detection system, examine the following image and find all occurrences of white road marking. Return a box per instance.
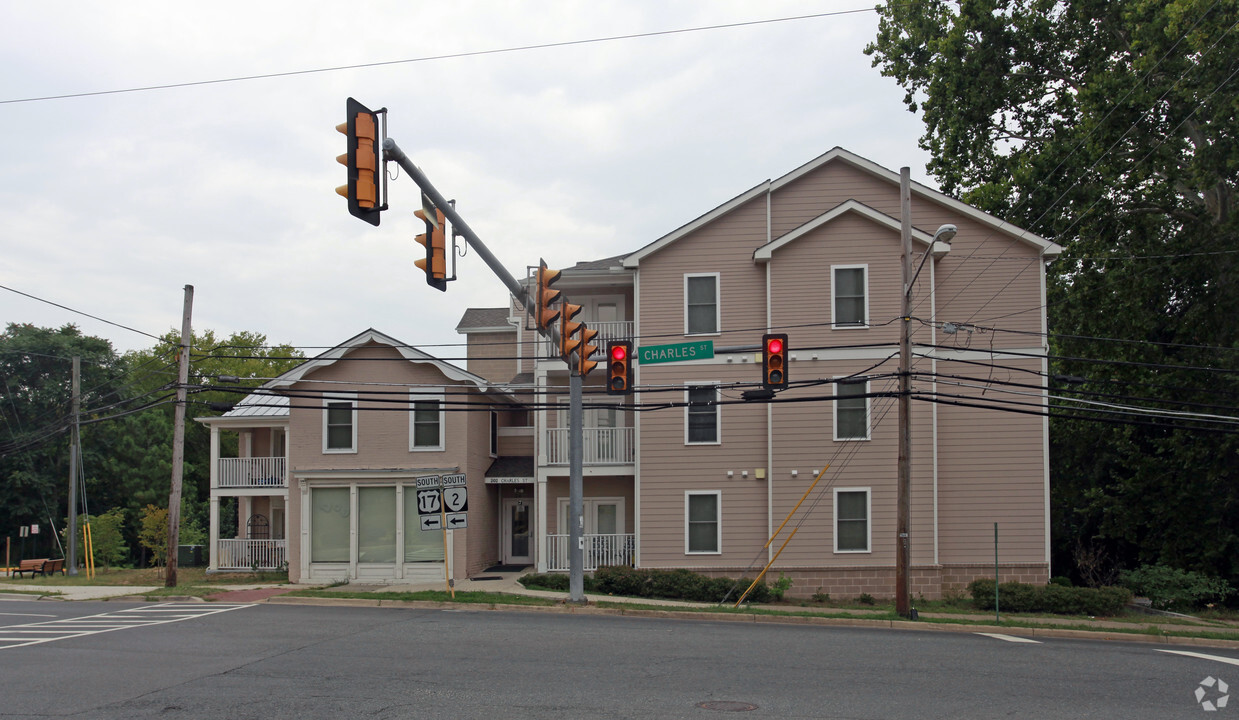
[1156,649,1239,667]
[975,632,1042,644]
[0,603,254,650]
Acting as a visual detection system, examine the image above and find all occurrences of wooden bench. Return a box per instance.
[12,558,48,578]
[11,558,64,578]
[39,558,65,577]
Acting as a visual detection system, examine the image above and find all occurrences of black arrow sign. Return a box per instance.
[448,515,467,527]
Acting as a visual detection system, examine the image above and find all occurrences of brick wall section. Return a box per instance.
[673,563,1049,600]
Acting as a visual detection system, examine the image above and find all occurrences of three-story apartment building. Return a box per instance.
[201,147,1060,598]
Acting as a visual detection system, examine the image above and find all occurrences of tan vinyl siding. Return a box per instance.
[466,330,517,383]
[637,196,768,341]
[935,357,1047,564]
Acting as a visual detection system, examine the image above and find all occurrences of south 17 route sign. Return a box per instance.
[416,474,468,531]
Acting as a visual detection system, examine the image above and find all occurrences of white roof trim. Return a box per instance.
[622,181,771,269]
[753,200,939,262]
[267,328,491,389]
[770,148,1060,257]
[622,148,1060,268]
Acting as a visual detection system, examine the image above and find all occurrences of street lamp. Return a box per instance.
[906,224,956,295]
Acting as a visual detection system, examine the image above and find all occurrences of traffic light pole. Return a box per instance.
[383,138,588,603]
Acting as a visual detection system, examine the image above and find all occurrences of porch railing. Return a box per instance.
[540,321,633,358]
[218,457,287,488]
[217,539,287,570]
[546,427,634,465]
[545,533,634,572]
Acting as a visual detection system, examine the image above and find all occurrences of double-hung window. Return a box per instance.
[834,488,871,553]
[685,273,720,335]
[323,395,357,453]
[685,384,720,444]
[410,391,445,451]
[834,379,870,441]
[832,265,868,328]
[686,491,721,554]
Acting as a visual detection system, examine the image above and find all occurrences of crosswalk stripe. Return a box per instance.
[1156,649,1239,667]
[0,602,254,650]
[975,632,1042,644]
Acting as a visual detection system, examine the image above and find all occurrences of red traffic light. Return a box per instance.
[762,333,788,390]
[607,341,633,395]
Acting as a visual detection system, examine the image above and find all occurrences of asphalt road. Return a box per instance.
[0,598,1235,719]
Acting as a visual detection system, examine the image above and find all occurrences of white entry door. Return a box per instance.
[502,498,534,565]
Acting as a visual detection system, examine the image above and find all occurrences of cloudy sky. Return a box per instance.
[0,1,932,362]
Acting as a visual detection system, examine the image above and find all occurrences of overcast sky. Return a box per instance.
[0,1,932,362]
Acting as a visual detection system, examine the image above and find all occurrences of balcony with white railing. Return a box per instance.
[545,533,634,572]
[540,320,634,359]
[218,457,287,489]
[216,539,287,571]
[546,427,634,466]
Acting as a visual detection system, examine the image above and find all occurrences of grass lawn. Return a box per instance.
[0,566,288,589]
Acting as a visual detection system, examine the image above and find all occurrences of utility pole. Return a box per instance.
[896,167,913,618]
[67,356,80,575]
[384,138,589,603]
[166,284,193,587]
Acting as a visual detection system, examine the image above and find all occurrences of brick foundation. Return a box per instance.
[673,563,1049,601]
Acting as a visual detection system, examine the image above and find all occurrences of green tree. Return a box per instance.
[138,504,169,570]
[0,324,129,544]
[867,0,1239,585]
[72,509,128,570]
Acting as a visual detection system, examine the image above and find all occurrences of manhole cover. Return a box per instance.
[697,701,758,712]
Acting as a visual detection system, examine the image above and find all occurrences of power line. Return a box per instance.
[0,283,167,342]
[1,8,875,106]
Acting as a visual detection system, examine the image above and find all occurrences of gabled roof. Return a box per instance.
[455,308,513,334]
[198,328,508,424]
[753,200,947,261]
[622,147,1061,268]
[266,328,494,389]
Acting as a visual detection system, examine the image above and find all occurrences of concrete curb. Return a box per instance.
[260,594,1239,650]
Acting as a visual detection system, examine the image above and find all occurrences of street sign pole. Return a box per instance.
[385,137,586,604]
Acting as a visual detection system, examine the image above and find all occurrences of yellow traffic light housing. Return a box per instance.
[535,260,562,331]
[560,303,583,358]
[335,97,384,226]
[578,326,600,376]
[607,341,632,394]
[414,203,448,292]
[762,333,788,389]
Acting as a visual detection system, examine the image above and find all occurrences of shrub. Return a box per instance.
[967,578,1131,616]
[647,569,705,600]
[1120,565,1233,612]
[857,592,876,605]
[1049,576,1073,587]
[592,565,645,596]
[771,573,793,601]
[519,573,569,591]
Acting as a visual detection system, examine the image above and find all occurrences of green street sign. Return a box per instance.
[638,340,714,365]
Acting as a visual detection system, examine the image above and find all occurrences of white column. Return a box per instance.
[208,496,219,571]
[535,476,548,573]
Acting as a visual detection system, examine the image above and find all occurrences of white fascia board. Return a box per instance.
[753,200,935,262]
[262,328,510,398]
[622,181,772,269]
[771,148,1062,258]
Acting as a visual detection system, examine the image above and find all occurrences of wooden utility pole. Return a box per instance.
[67,356,80,575]
[166,285,194,587]
[896,167,913,618]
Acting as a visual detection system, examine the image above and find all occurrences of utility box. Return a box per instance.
[177,545,203,567]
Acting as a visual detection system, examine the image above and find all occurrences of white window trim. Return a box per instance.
[831,264,869,329]
[684,383,721,446]
[409,389,446,452]
[684,272,721,336]
[833,377,871,442]
[322,393,358,454]
[685,490,722,555]
[833,487,872,554]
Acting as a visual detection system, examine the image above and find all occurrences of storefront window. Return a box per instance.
[403,495,445,562]
[310,487,350,562]
[358,487,396,563]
